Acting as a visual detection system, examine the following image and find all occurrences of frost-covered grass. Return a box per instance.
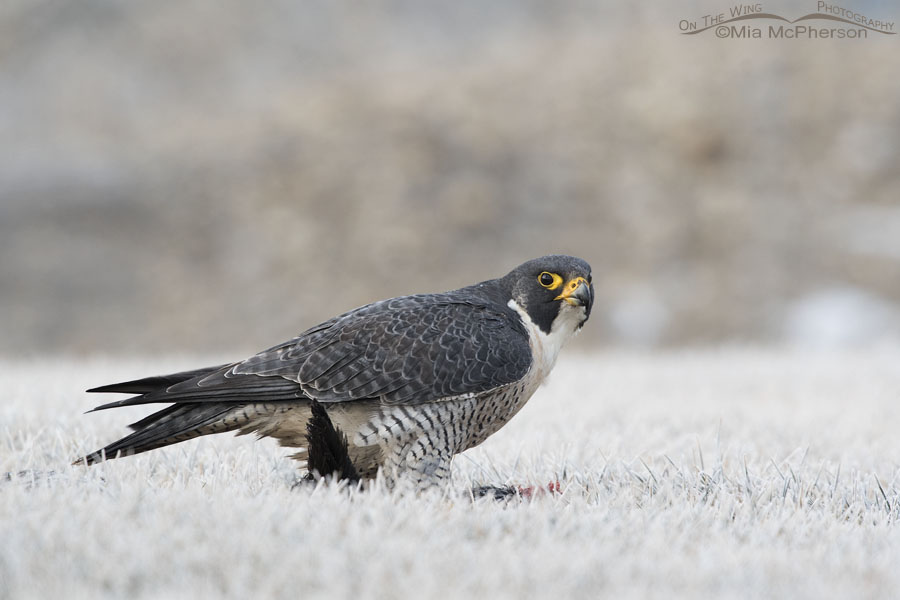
[2,349,899,599]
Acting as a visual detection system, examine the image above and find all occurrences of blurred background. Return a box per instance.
[2,0,899,356]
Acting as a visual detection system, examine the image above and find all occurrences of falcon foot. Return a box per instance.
[471,481,562,500]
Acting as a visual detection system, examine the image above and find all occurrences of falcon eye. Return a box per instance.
[538,272,563,289]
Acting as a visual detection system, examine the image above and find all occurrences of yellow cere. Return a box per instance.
[555,276,588,302]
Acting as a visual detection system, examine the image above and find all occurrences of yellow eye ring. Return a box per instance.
[538,272,563,290]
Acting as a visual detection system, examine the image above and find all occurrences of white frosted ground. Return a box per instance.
[1,349,899,599]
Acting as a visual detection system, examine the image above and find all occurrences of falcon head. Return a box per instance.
[503,255,594,335]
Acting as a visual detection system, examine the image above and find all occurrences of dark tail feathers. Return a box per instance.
[74,402,239,466]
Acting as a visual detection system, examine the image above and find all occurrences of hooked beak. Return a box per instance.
[555,276,592,307]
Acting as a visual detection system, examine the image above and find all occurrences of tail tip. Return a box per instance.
[71,450,107,466]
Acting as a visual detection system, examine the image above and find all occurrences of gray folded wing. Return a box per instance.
[91,292,532,411]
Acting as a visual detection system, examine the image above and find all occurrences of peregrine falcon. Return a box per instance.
[77,255,593,490]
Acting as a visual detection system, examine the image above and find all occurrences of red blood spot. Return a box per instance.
[513,482,562,498]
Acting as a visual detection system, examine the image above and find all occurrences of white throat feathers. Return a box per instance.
[508,298,586,381]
